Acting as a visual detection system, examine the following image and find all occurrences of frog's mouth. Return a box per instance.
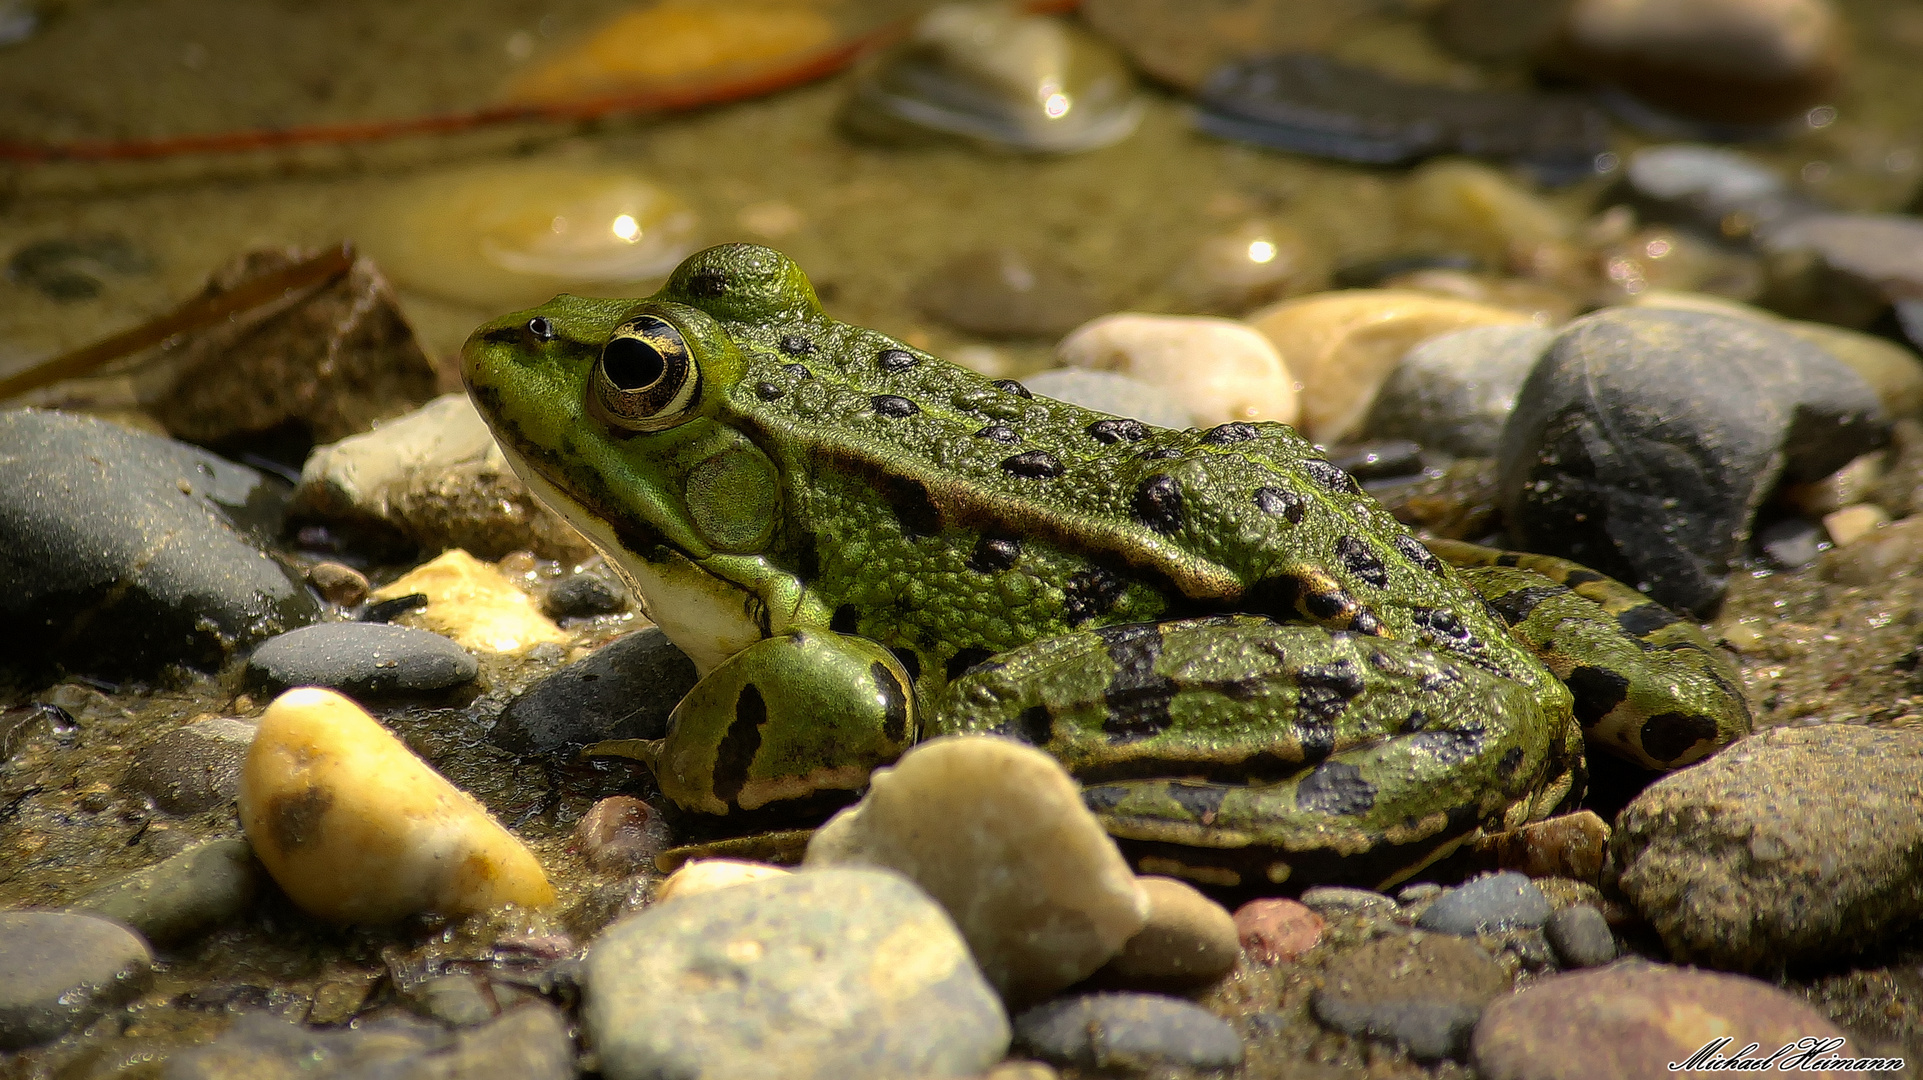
[491,439,764,675]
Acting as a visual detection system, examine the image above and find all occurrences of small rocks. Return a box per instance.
[71,838,262,947]
[654,859,792,903]
[572,796,672,875]
[582,867,1009,1080]
[307,561,371,607]
[1248,289,1530,443]
[1364,324,1555,456]
[370,548,567,654]
[1543,905,1618,968]
[806,736,1149,1003]
[1056,312,1299,426]
[1613,724,1923,973]
[238,687,554,924]
[1623,144,1801,237]
[246,622,477,699]
[1014,993,1242,1073]
[1100,877,1240,986]
[915,248,1106,339]
[1472,962,1867,1079]
[123,716,257,814]
[1311,934,1511,1061]
[1020,369,1194,431]
[1471,810,1612,882]
[1499,306,1886,615]
[541,567,626,618]
[1232,898,1325,964]
[1297,886,1398,920]
[1417,871,1552,936]
[490,627,696,755]
[0,911,152,1050]
[0,409,319,678]
[1765,213,1923,328]
[164,1002,575,1080]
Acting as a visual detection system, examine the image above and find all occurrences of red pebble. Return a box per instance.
[1233,898,1324,964]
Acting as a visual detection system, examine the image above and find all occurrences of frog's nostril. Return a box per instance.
[604,337,666,391]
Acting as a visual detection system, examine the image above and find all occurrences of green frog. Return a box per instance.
[463,243,1750,889]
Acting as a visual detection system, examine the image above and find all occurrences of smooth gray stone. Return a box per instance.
[491,627,695,755]
[1365,324,1554,457]
[0,911,152,1050]
[1757,517,1824,570]
[122,717,256,815]
[1417,871,1552,936]
[71,838,261,947]
[160,1002,573,1080]
[0,409,318,677]
[1015,992,1243,1072]
[246,621,477,697]
[1544,905,1618,969]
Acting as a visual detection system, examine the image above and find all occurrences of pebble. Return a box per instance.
[1363,324,1554,456]
[1764,213,1923,328]
[490,626,696,755]
[1418,872,1552,936]
[1470,810,1611,882]
[1614,724,1923,973]
[0,409,318,678]
[541,567,626,618]
[1542,905,1618,968]
[122,715,257,815]
[1498,306,1886,615]
[369,549,567,654]
[653,858,792,902]
[1100,877,1240,986]
[1311,933,1511,1061]
[1247,289,1531,443]
[1472,961,1868,1079]
[292,393,595,563]
[1818,514,1923,585]
[245,622,478,699]
[806,736,1149,1003]
[1019,369,1194,431]
[237,687,554,924]
[1757,516,1826,568]
[0,911,152,1050]
[71,838,261,947]
[307,561,370,607]
[582,867,1009,1080]
[1166,220,1331,315]
[1401,160,1582,277]
[1013,993,1243,1073]
[1297,885,1398,919]
[1822,503,1889,546]
[1056,312,1299,427]
[1558,0,1844,126]
[163,1002,574,1080]
[1622,144,1802,238]
[573,796,673,876]
[914,248,1106,339]
[1232,898,1325,963]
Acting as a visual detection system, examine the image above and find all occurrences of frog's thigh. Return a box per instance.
[646,630,917,815]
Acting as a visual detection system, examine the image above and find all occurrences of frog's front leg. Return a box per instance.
[587,630,917,815]
[930,616,1584,891]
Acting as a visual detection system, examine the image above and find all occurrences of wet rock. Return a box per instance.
[1056,312,1298,426]
[1166,220,1331,315]
[582,867,1009,1080]
[806,736,1149,1004]
[491,627,697,755]
[541,567,626,618]
[1757,517,1825,569]
[0,911,152,1050]
[307,561,370,607]
[1400,160,1584,279]
[1014,993,1242,1072]
[1764,213,1923,328]
[292,393,595,563]
[1418,872,1552,936]
[163,1002,574,1080]
[1193,54,1610,183]
[1593,226,1764,306]
[72,838,262,947]
[405,975,497,1027]
[1622,144,1803,238]
[1543,905,1617,968]
[1499,307,1886,615]
[1248,289,1530,443]
[1614,724,1923,973]
[1364,324,1554,456]
[1310,934,1511,1061]
[238,687,554,924]
[1020,369,1194,430]
[914,249,1107,339]
[123,716,257,815]
[1822,503,1888,546]
[0,409,318,678]
[1819,514,1923,585]
[654,859,791,902]
[1233,898,1325,963]
[1297,886,1397,920]
[1472,962,1868,1079]
[246,622,477,699]
[143,248,440,460]
[572,796,672,875]
[370,549,566,654]
[1555,0,1845,126]
[1471,810,1611,882]
[1378,269,1580,326]
[1100,877,1240,986]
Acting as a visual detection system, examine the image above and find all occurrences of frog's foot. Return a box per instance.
[623,629,917,815]
[1429,539,1754,770]
[931,615,1583,891]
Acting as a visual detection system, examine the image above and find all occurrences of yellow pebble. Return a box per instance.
[1823,503,1890,547]
[656,859,792,903]
[371,549,566,653]
[238,687,554,924]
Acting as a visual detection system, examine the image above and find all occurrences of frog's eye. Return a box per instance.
[593,314,700,431]
[527,316,556,342]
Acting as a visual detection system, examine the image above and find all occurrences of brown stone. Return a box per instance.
[1101,877,1240,985]
[573,796,670,876]
[1472,810,1610,882]
[1232,898,1323,964]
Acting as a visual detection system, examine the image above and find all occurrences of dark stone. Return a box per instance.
[72,838,262,947]
[122,717,256,815]
[1416,871,1552,936]
[1365,325,1554,458]
[541,570,627,619]
[1499,308,1886,616]
[0,911,152,1050]
[490,627,696,755]
[245,622,477,698]
[1543,905,1618,969]
[1014,992,1243,1072]
[0,409,319,678]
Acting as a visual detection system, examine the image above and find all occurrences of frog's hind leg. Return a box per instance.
[1427,538,1753,770]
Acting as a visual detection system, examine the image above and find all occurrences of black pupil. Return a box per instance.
[603,336,666,391]
[527,316,554,341]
